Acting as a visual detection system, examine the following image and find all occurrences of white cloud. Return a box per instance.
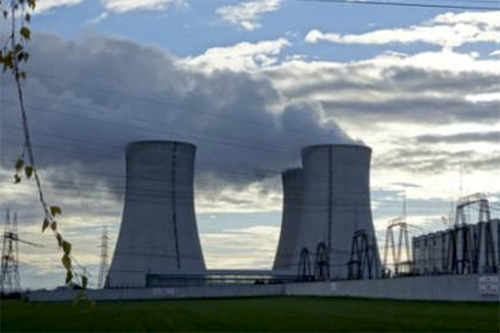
[183,38,291,72]
[87,12,109,25]
[433,11,500,26]
[196,182,282,213]
[216,0,281,31]
[35,0,185,16]
[466,92,500,103]
[201,225,280,269]
[35,0,87,13]
[103,0,185,13]
[369,49,500,73]
[305,11,500,50]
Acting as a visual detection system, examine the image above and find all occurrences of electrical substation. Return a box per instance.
[6,140,498,302]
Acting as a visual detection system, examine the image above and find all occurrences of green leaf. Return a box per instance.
[66,270,73,285]
[14,174,21,184]
[15,158,24,171]
[27,0,36,9]
[62,240,71,255]
[42,218,49,232]
[14,43,23,53]
[50,221,57,231]
[62,254,71,271]
[3,52,13,70]
[50,206,62,216]
[25,166,33,178]
[56,232,63,247]
[82,275,88,289]
[20,27,31,40]
[25,13,31,23]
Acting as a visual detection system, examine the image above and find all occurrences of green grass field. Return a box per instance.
[1,297,499,332]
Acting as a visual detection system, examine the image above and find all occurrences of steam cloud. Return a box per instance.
[0,33,354,201]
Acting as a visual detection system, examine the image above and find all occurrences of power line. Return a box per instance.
[417,0,499,4]
[2,135,493,211]
[0,124,287,176]
[25,71,341,143]
[296,0,499,11]
[0,98,304,157]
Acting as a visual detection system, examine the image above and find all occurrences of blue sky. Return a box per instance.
[32,0,485,58]
[0,0,499,290]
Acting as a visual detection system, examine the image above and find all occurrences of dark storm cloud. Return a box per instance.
[381,67,500,94]
[266,66,500,99]
[374,148,499,173]
[263,59,500,125]
[389,182,421,188]
[322,97,499,124]
[0,33,353,199]
[374,131,500,175]
[415,131,500,144]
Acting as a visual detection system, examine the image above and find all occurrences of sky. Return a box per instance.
[0,0,499,290]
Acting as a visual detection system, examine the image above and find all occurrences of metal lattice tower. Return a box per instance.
[298,248,311,280]
[383,217,412,275]
[98,227,109,288]
[348,229,379,280]
[1,210,20,295]
[314,242,329,281]
[455,193,490,226]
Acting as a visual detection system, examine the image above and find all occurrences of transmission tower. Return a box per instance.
[1,210,43,295]
[97,227,109,288]
[454,193,490,226]
[383,217,412,275]
[1,209,20,294]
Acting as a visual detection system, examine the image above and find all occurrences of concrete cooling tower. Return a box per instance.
[294,144,381,280]
[273,168,303,272]
[107,141,205,288]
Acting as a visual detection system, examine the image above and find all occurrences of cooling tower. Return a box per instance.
[273,168,303,272]
[107,141,205,288]
[295,144,381,279]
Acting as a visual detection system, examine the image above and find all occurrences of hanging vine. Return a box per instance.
[0,0,87,289]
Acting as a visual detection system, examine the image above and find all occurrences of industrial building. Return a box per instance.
[107,141,205,288]
[405,194,498,277]
[412,219,499,275]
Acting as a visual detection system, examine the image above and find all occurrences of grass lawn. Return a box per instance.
[1,297,499,332]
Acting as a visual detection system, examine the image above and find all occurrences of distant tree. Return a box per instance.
[0,0,87,289]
